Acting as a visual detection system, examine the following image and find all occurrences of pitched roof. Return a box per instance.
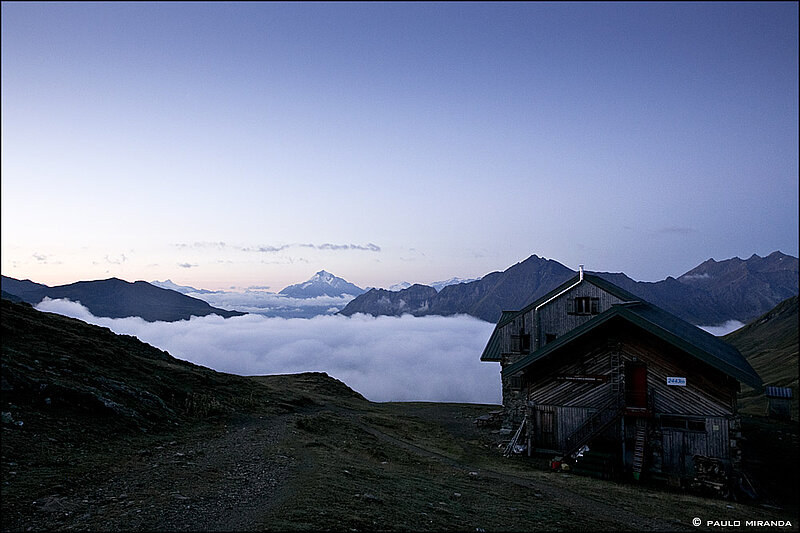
[765,386,793,398]
[480,311,516,361]
[496,273,640,329]
[502,301,762,390]
[480,273,639,361]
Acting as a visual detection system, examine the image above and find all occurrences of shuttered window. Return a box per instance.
[570,297,600,315]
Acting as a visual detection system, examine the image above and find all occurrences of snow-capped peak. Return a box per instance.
[311,270,335,283]
[279,270,365,298]
[430,276,481,292]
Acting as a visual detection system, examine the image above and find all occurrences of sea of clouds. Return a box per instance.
[35,298,501,405]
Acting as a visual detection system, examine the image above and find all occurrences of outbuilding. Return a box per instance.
[765,386,793,420]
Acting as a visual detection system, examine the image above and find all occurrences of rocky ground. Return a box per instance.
[4,384,799,531]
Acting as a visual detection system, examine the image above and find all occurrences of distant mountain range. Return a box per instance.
[340,252,799,326]
[387,277,482,293]
[278,270,365,299]
[0,276,245,322]
[150,279,220,295]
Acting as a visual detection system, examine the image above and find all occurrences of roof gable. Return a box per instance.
[495,273,641,329]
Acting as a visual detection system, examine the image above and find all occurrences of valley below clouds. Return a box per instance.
[35,298,501,405]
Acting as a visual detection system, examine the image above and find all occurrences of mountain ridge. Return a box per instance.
[0,276,245,322]
[340,252,799,325]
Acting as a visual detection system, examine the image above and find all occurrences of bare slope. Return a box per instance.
[725,295,799,418]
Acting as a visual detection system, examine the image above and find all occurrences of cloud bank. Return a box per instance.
[698,320,745,337]
[186,290,357,317]
[35,299,501,404]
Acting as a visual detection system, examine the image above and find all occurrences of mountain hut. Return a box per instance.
[480,267,762,487]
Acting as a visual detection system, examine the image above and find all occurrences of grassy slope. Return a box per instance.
[3,298,797,530]
[725,295,799,418]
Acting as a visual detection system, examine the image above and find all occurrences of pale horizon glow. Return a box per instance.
[2,3,798,290]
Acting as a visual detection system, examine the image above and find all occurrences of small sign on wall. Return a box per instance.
[556,375,607,383]
[667,376,687,386]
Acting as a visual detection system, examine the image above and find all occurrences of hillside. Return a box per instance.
[2,299,795,530]
[725,295,799,418]
[1,276,245,322]
[341,252,798,325]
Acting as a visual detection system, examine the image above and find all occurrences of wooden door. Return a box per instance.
[625,362,647,408]
[538,409,557,449]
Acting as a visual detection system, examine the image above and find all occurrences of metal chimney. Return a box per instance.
[579,264,584,281]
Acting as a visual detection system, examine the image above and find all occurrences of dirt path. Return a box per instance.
[11,414,297,531]
[8,404,699,531]
[338,407,691,532]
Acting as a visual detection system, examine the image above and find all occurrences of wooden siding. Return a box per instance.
[621,330,735,416]
[657,417,730,476]
[531,405,594,450]
[532,283,627,350]
[522,320,738,473]
[523,322,737,416]
[498,281,627,355]
[526,342,614,408]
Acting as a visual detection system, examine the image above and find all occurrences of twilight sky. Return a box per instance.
[2,2,798,291]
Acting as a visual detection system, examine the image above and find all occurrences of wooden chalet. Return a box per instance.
[480,267,762,483]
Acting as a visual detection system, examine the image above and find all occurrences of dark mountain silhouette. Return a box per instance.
[1,277,48,296]
[341,255,574,320]
[1,276,245,322]
[427,255,575,320]
[677,252,799,322]
[588,272,728,325]
[340,252,798,325]
[340,284,438,316]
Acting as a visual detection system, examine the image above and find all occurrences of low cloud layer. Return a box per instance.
[35,299,501,404]
[698,320,745,337]
[188,290,357,317]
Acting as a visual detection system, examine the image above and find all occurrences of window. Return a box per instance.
[510,333,531,353]
[571,297,600,315]
[545,333,557,344]
[510,374,523,390]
